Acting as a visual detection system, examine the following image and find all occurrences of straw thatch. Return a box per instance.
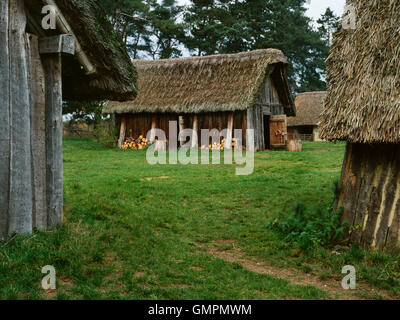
[103,49,294,115]
[320,0,400,143]
[25,0,137,101]
[287,91,327,127]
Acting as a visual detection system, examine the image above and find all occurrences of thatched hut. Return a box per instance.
[287,91,327,142]
[0,0,137,240]
[103,49,295,151]
[320,0,400,248]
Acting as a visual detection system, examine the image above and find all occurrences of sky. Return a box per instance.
[175,0,347,23]
[305,0,346,21]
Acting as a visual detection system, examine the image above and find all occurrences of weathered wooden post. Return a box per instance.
[7,0,33,236]
[0,0,10,240]
[118,117,127,148]
[39,35,75,229]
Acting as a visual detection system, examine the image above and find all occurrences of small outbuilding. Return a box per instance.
[320,0,400,248]
[0,0,137,240]
[103,49,295,151]
[287,91,327,142]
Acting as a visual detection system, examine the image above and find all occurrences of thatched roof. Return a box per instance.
[103,49,294,115]
[25,0,137,101]
[320,0,400,143]
[287,91,327,127]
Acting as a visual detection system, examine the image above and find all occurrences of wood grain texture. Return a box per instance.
[0,0,10,240]
[7,0,33,236]
[43,54,63,229]
[338,143,400,248]
[29,34,47,230]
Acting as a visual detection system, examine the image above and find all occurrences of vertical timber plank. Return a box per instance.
[226,112,234,150]
[0,0,10,240]
[118,117,126,148]
[29,35,47,229]
[7,0,33,235]
[43,54,63,229]
[192,115,198,148]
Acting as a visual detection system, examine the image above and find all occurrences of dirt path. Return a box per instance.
[199,240,394,300]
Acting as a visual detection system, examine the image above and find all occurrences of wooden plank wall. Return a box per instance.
[248,75,286,151]
[117,111,248,148]
[117,113,179,141]
[337,143,400,248]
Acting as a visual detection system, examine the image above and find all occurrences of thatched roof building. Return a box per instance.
[287,91,327,141]
[25,0,137,101]
[320,0,400,248]
[104,49,295,151]
[104,49,294,115]
[319,1,399,143]
[0,0,137,240]
[287,91,326,127]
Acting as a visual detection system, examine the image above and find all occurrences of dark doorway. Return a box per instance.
[263,115,270,150]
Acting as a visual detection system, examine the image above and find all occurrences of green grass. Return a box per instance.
[0,138,399,300]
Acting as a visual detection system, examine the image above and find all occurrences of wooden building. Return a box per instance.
[287,91,327,142]
[320,0,400,248]
[103,49,295,151]
[0,0,137,240]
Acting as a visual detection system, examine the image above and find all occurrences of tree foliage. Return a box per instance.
[64,1,340,119]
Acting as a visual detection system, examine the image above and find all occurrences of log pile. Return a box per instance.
[200,138,239,150]
[121,135,151,150]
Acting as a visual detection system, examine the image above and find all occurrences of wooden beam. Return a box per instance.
[0,0,10,240]
[179,116,185,146]
[192,115,198,148]
[149,115,157,142]
[44,0,96,74]
[226,112,234,150]
[43,54,63,229]
[7,0,33,235]
[28,34,47,230]
[118,117,126,148]
[39,35,75,55]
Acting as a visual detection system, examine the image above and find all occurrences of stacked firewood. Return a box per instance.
[121,135,151,150]
[200,138,237,150]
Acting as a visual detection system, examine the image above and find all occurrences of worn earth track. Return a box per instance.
[198,240,396,300]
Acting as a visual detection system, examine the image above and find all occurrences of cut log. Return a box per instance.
[43,54,63,229]
[0,0,10,240]
[287,139,302,152]
[7,0,33,236]
[336,143,400,248]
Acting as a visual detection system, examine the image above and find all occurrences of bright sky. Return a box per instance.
[176,0,347,22]
[305,0,346,21]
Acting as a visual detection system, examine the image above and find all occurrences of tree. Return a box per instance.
[317,7,340,47]
[182,0,329,92]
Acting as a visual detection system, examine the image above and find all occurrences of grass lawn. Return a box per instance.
[1,138,399,300]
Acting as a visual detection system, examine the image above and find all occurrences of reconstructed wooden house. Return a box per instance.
[0,0,137,240]
[103,49,295,151]
[287,91,327,142]
[320,0,400,248]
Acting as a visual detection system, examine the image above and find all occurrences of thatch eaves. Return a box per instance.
[103,49,295,115]
[25,0,137,101]
[320,0,400,143]
[287,91,327,127]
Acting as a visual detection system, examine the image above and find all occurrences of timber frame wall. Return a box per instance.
[0,0,74,240]
[336,143,400,248]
